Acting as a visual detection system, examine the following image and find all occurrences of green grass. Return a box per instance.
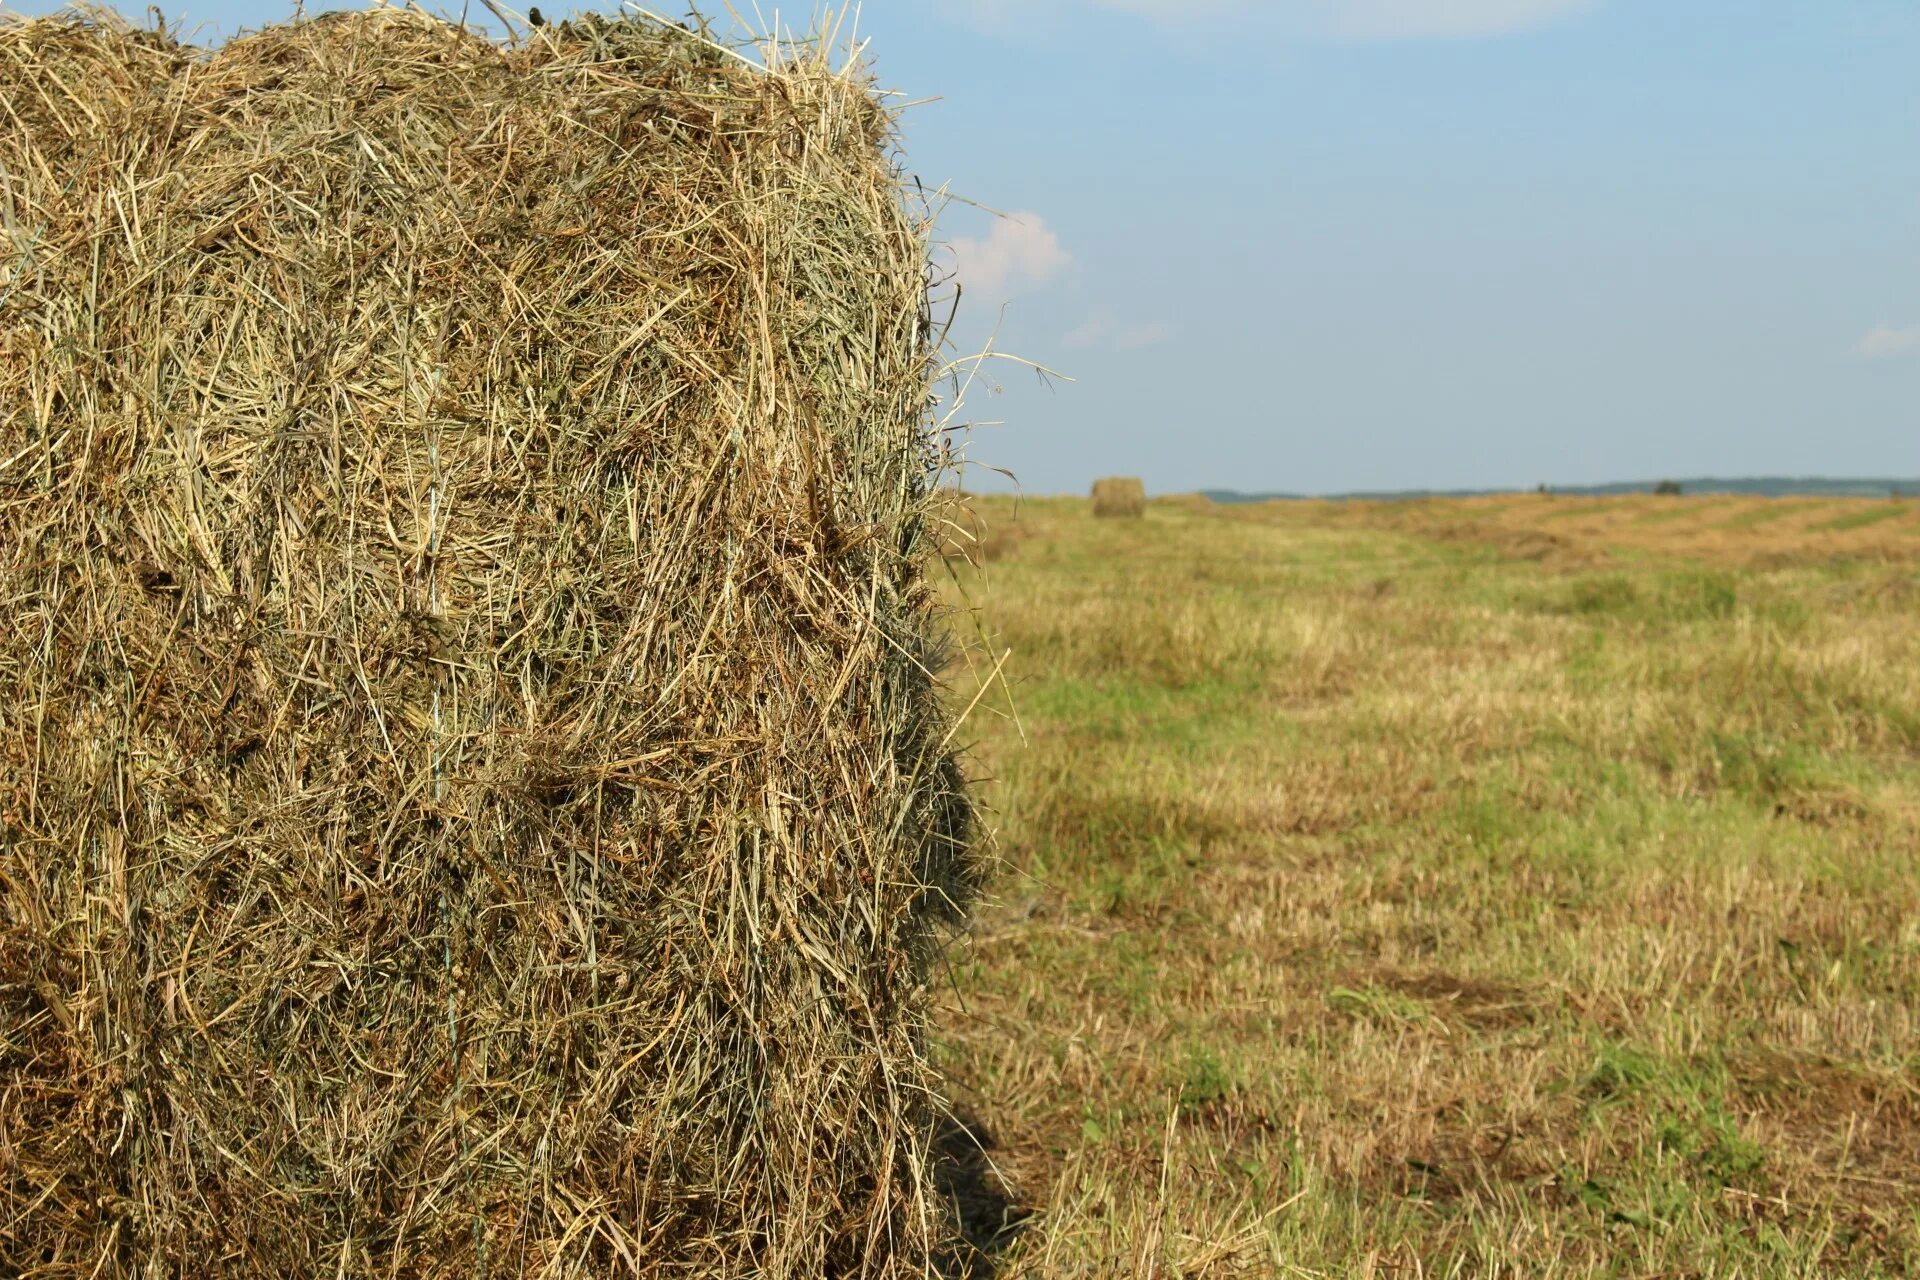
[1812,504,1916,533]
[936,495,1920,1278]
[1722,502,1826,529]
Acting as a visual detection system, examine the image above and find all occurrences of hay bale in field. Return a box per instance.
[0,9,983,1277]
[1091,476,1147,518]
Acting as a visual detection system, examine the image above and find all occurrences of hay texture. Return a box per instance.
[1090,476,1146,518]
[0,9,980,1277]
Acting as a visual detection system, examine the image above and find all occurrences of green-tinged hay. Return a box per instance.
[1091,476,1147,518]
[0,9,983,1277]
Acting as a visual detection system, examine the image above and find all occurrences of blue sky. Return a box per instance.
[8,0,1915,494]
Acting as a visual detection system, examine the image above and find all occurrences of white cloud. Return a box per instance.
[946,211,1070,303]
[1090,0,1247,15]
[937,0,1031,34]
[1065,310,1174,351]
[1326,0,1599,40]
[1116,321,1174,349]
[946,0,1600,40]
[1064,313,1111,349]
[1859,326,1920,360]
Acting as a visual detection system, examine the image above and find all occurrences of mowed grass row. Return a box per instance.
[1253,491,1920,569]
[936,495,1920,1278]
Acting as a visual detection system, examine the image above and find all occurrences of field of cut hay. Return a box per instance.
[0,10,981,1277]
[1234,492,1920,569]
[937,494,1920,1277]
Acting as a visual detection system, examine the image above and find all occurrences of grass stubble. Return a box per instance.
[937,493,1920,1277]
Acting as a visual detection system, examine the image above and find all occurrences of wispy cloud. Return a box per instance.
[937,0,1034,34]
[1859,326,1920,360]
[1324,0,1600,40]
[1088,0,1249,17]
[1066,310,1174,350]
[946,0,1600,40]
[945,211,1070,304]
[1116,322,1174,349]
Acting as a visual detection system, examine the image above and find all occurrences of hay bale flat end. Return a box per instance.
[1092,476,1147,517]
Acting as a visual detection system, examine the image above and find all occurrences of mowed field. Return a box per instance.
[933,493,1920,1278]
[1281,492,1920,570]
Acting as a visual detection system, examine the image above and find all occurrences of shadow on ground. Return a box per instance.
[934,1106,1031,1278]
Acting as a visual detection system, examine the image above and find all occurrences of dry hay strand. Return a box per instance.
[932,490,1025,564]
[1089,476,1145,519]
[0,8,985,1277]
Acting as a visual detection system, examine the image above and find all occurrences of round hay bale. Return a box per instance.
[0,10,981,1276]
[1091,476,1147,518]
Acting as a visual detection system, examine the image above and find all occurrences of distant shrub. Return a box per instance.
[1654,480,1685,496]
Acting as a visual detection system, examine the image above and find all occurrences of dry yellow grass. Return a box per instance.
[935,494,1920,1277]
[1234,492,1920,568]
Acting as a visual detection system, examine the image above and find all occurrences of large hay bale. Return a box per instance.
[0,10,981,1277]
[1091,476,1147,518]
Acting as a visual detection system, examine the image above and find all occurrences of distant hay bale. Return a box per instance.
[1091,476,1147,518]
[0,9,982,1277]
